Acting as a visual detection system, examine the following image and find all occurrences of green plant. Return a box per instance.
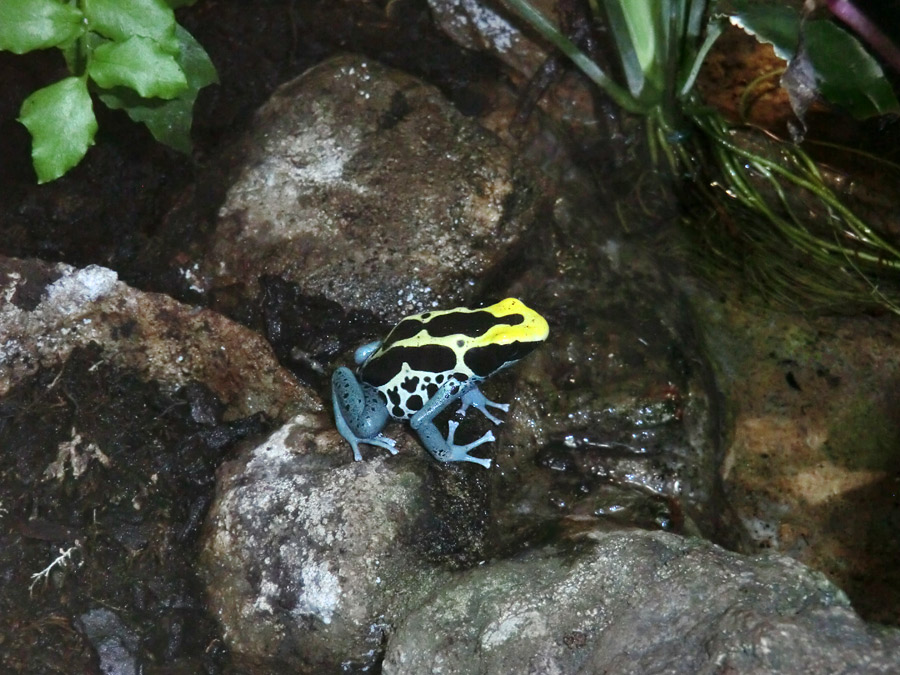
[727,0,899,122]
[503,0,900,313]
[0,0,217,183]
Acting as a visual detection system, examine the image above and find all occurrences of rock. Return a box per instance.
[427,0,602,144]
[0,256,314,422]
[0,255,294,672]
[201,53,538,321]
[383,529,900,674]
[471,189,735,552]
[428,0,550,77]
[79,608,140,675]
[199,412,456,672]
[695,290,900,624]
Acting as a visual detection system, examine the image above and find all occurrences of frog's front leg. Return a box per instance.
[415,419,493,468]
[458,386,510,425]
[410,380,494,468]
[331,367,397,461]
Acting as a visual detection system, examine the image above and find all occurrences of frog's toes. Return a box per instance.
[367,435,399,456]
[350,442,363,462]
[458,387,510,425]
[445,420,493,468]
[344,433,398,462]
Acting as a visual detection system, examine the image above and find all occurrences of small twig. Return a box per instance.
[29,543,82,595]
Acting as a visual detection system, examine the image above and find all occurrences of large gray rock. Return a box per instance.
[200,412,455,672]
[384,530,900,674]
[202,53,539,321]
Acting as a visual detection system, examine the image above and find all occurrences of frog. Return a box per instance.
[331,298,549,468]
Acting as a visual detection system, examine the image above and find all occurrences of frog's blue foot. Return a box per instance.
[458,386,510,425]
[412,417,494,468]
[360,435,398,461]
[445,420,494,468]
[333,398,398,461]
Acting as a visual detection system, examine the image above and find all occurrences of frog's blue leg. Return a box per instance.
[410,380,494,468]
[332,367,397,461]
[416,419,493,468]
[458,386,509,425]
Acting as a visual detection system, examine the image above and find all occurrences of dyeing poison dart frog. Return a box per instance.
[331,298,549,468]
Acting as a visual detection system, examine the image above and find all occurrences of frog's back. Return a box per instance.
[359,298,548,420]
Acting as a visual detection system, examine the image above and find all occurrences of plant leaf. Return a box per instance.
[803,19,900,118]
[18,76,97,183]
[0,0,85,54]
[603,0,648,99]
[83,0,177,53]
[725,0,899,119]
[98,25,217,153]
[99,89,192,152]
[60,29,108,73]
[680,19,723,97]
[722,0,800,60]
[89,36,187,98]
[174,23,217,91]
[685,0,709,42]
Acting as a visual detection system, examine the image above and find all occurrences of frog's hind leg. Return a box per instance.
[331,367,396,461]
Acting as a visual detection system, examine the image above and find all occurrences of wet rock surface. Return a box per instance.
[0,256,311,672]
[384,530,900,675]
[428,0,550,77]
[0,256,314,421]
[480,192,734,551]
[2,3,899,673]
[201,54,538,322]
[426,0,603,143]
[200,414,436,671]
[696,293,900,625]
